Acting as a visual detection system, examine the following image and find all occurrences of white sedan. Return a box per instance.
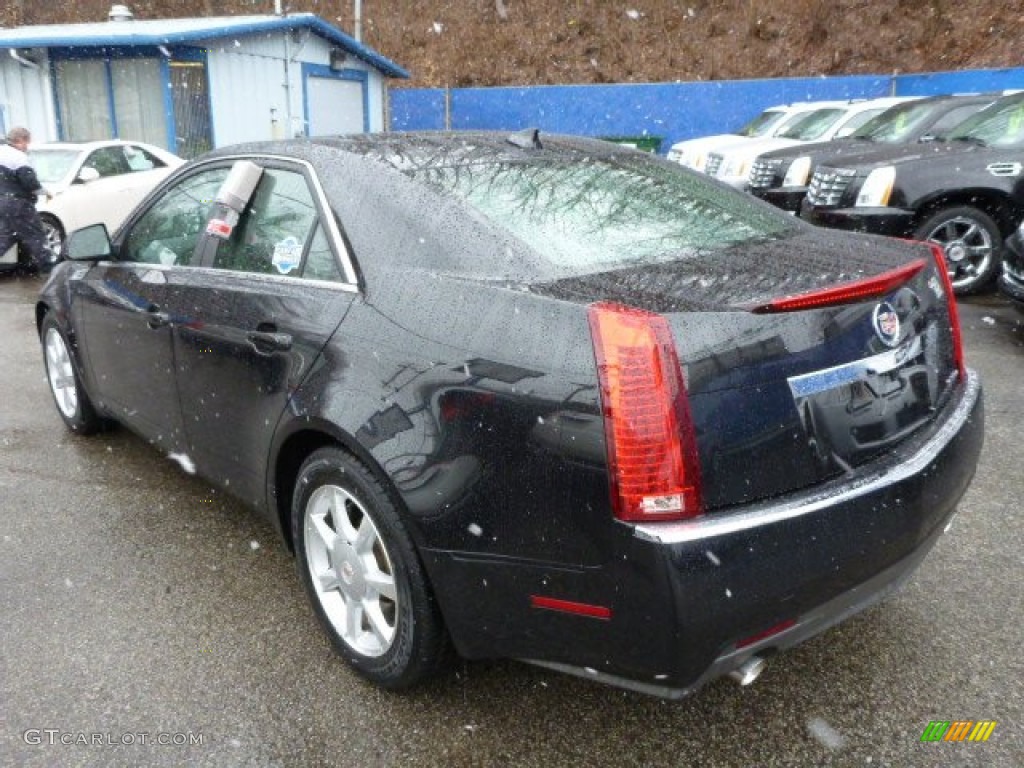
[31,140,184,257]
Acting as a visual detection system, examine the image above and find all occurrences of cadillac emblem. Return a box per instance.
[872,302,901,348]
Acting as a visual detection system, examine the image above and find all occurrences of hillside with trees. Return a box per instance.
[3,1,1014,88]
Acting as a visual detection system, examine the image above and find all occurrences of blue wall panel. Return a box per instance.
[390,87,449,131]
[893,67,1024,96]
[390,67,1024,154]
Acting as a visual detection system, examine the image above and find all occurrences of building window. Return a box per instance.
[54,60,112,141]
[112,59,167,147]
[54,56,177,151]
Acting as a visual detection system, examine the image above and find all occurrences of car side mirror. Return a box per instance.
[66,224,112,261]
[77,167,101,183]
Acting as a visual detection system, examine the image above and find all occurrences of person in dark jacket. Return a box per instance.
[0,126,54,273]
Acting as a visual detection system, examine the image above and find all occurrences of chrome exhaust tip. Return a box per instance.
[728,656,766,686]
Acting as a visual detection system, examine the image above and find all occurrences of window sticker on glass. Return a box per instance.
[272,236,303,274]
[206,218,234,239]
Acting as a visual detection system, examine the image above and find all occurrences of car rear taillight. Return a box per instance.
[750,259,927,313]
[924,241,966,380]
[587,302,702,522]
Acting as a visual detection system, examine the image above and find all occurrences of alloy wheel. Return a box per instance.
[303,484,398,657]
[45,327,78,419]
[922,214,994,292]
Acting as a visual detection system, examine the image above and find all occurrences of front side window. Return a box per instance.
[948,97,1024,148]
[84,147,131,178]
[121,168,229,266]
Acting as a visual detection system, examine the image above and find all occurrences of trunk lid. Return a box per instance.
[534,233,962,510]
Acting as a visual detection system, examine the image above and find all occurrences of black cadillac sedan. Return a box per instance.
[36,131,983,699]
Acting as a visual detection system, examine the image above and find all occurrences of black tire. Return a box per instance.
[40,314,104,435]
[913,205,1002,296]
[292,446,448,689]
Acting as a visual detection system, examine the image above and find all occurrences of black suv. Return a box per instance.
[749,94,997,213]
[800,91,1024,295]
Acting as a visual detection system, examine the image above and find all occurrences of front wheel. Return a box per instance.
[40,215,65,262]
[914,205,1002,295]
[292,447,448,689]
[41,314,103,434]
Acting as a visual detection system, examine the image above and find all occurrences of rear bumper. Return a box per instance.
[530,370,984,697]
[800,203,916,237]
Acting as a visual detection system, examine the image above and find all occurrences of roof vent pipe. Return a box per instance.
[108,5,134,22]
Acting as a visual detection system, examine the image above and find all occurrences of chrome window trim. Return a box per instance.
[160,153,360,289]
[93,260,359,294]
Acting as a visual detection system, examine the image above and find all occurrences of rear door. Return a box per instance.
[168,159,359,508]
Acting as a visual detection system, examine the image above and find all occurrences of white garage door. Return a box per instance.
[307,77,365,136]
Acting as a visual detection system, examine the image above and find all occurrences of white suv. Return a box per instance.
[704,97,918,189]
[666,101,853,173]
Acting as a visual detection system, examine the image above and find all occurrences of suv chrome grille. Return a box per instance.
[704,153,723,176]
[748,158,783,190]
[806,168,857,207]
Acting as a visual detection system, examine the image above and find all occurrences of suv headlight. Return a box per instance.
[782,156,812,187]
[856,167,895,207]
[723,156,750,178]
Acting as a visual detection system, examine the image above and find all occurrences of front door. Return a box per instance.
[72,167,230,449]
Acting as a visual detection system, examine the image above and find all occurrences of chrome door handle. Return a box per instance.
[247,330,293,353]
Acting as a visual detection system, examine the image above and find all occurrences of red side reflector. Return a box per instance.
[923,241,966,380]
[530,595,612,620]
[736,618,796,649]
[587,302,703,522]
[751,259,927,313]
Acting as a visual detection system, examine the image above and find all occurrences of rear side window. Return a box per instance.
[412,157,794,275]
[211,167,342,281]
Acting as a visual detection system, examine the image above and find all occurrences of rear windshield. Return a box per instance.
[411,155,794,275]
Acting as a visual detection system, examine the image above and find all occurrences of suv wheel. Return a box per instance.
[914,205,1001,295]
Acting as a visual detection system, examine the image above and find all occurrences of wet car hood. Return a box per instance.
[813,139,1011,171]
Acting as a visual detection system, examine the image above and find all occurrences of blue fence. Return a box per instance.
[389,67,1024,153]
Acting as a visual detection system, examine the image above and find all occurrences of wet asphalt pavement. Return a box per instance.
[1,271,1021,768]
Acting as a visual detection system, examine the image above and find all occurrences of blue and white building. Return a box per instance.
[0,6,409,157]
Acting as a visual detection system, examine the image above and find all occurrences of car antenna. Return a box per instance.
[507,128,542,149]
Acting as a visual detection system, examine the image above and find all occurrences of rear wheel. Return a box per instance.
[292,447,448,689]
[41,314,103,434]
[914,205,1001,295]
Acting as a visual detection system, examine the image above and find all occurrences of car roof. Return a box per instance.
[32,139,156,152]
[207,131,645,172]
